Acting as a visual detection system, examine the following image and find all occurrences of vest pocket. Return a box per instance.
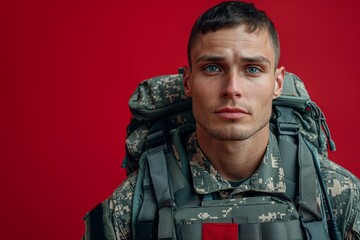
[177,220,303,240]
[174,196,305,240]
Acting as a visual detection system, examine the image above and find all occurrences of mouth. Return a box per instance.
[214,107,249,120]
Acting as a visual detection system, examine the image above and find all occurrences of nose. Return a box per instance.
[221,71,243,99]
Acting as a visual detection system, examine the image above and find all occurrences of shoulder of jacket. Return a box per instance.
[112,171,138,199]
[317,155,359,202]
[108,171,138,239]
[318,155,359,186]
[318,155,360,239]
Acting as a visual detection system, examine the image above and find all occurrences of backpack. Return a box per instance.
[122,69,335,174]
[121,69,341,240]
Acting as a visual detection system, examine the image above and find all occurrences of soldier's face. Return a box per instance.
[184,25,284,141]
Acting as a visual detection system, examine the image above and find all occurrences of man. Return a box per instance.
[84,1,360,239]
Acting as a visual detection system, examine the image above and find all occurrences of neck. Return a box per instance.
[196,125,269,181]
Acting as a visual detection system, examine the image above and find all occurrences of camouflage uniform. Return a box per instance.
[84,131,360,240]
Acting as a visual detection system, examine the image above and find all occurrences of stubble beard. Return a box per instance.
[195,105,272,142]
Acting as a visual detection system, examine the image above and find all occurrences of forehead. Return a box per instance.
[191,25,275,66]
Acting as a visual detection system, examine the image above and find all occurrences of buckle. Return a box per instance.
[278,122,300,136]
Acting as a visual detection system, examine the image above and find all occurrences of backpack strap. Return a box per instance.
[146,127,201,239]
[147,145,176,240]
[275,106,300,199]
[297,135,330,240]
[168,124,200,205]
[135,156,158,239]
[134,120,172,240]
[166,150,199,207]
[135,144,176,240]
[275,105,330,240]
[135,124,199,240]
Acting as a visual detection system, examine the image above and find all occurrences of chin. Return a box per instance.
[208,128,254,141]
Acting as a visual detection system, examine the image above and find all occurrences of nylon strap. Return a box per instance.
[172,124,194,180]
[147,147,176,240]
[276,106,300,199]
[298,135,322,221]
[279,137,298,199]
[166,151,198,207]
[136,162,157,240]
[275,106,328,240]
[132,153,151,240]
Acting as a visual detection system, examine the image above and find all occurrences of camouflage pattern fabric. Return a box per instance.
[124,73,194,174]
[84,130,360,240]
[186,132,287,196]
[128,74,190,111]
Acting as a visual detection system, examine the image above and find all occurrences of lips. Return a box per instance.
[214,107,249,119]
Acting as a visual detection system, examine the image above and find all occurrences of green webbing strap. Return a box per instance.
[275,105,320,219]
[147,147,176,240]
[166,151,198,207]
[276,106,300,199]
[275,106,328,240]
[298,135,329,240]
[136,162,157,240]
[279,137,298,199]
[297,135,322,221]
[172,124,195,180]
[132,153,150,240]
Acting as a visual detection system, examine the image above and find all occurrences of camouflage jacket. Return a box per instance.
[84,131,360,240]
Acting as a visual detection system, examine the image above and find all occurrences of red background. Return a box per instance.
[1,0,359,239]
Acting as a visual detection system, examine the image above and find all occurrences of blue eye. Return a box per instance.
[204,65,221,73]
[246,66,260,74]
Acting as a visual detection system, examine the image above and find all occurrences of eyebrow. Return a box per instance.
[195,54,272,66]
[195,55,225,64]
[240,56,271,66]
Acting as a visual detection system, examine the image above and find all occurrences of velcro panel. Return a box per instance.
[202,223,238,240]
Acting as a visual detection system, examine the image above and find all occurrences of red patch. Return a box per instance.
[202,223,238,240]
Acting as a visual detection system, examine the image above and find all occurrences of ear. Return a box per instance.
[183,66,192,97]
[273,66,285,99]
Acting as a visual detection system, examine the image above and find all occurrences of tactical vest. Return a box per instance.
[133,124,330,240]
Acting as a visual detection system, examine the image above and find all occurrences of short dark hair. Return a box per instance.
[187,1,280,69]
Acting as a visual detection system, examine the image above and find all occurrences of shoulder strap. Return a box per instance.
[275,105,333,240]
[134,124,198,240]
[144,129,200,240]
[275,106,300,199]
[135,155,157,239]
[134,144,177,240]
[147,145,176,240]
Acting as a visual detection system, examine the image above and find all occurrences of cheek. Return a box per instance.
[192,81,218,100]
[248,84,275,107]
[191,85,218,115]
[192,90,209,109]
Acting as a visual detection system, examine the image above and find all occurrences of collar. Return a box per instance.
[186,131,286,196]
